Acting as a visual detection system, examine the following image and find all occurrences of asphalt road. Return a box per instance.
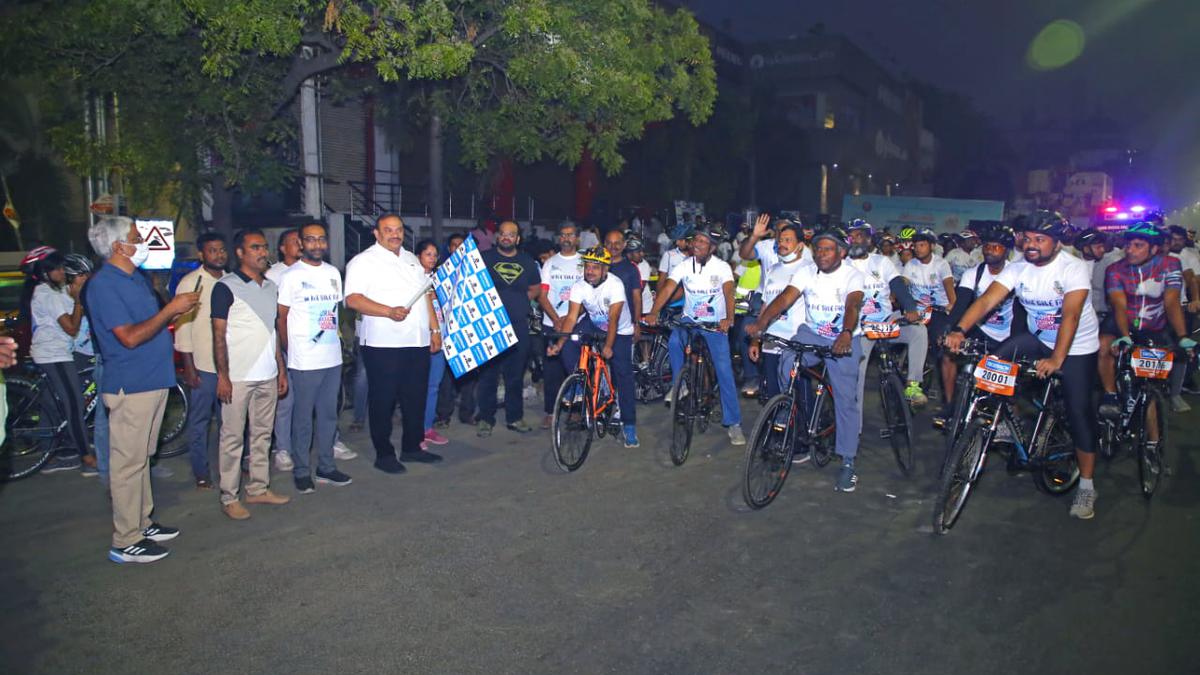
[1,384,1196,674]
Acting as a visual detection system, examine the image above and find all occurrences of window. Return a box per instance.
[824,112,836,129]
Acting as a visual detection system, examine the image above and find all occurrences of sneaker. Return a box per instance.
[400,449,444,464]
[245,490,291,505]
[142,523,180,542]
[1099,392,1122,419]
[223,500,251,520]
[835,462,858,492]
[727,424,746,446]
[333,441,358,460]
[195,478,215,491]
[42,454,82,474]
[1069,488,1096,519]
[109,538,169,564]
[541,414,553,430]
[373,455,407,474]
[315,469,353,487]
[423,429,449,446]
[904,381,928,406]
[273,450,294,471]
[294,476,316,494]
[80,463,99,477]
[506,419,534,433]
[150,463,174,479]
[476,421,494,438]
[623,424,640,448]
[1170,395,1191,413]
[792,450,811,465]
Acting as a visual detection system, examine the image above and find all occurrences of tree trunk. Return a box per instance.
[210,178,234,240]
[428,112,444,245]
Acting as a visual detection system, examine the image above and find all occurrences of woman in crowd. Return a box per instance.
[418,239,450,449]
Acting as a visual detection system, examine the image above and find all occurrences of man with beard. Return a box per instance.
[946,211,1102,519]
[845,220,928,408]
[604,228,644,339]
[900,227,958,421]
[547,246,639,447]
[477,220,543,437]
[345,214,443,473]
[278,223,354,489]
[538,221,584,429]
[746,223,811,399]
[945,229,983,282]
[211,230,290,519]
[749,227,865,491]
[174,232,227,489]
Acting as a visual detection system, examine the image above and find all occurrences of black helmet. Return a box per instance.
[1028,210,1070,240]
[979,226,1015,249]
[62,253,94,279]
[911,227,937,244]
[1074,228,1103,249]
[811,225,850,250]
[624,237,645,253]
[694,224,727,244]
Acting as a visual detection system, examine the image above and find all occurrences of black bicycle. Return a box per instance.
[742,335,838,509]
[864,321,916,476]
[633,320,672,403]
[1097,341,1178,498]
[665,318,722,466]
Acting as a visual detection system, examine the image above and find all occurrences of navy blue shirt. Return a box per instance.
[610,260,641,319]
[85,263,175,394]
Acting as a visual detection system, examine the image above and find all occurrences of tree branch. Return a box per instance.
[269,34,346,119]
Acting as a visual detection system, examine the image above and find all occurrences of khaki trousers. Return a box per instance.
[103,389,168,548]
[218,379,278,505]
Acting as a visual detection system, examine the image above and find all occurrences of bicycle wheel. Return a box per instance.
[807,384,837,467]
[1032,408,1079,495]
[933,418,990,534]
[154,383,192,458]
[881,373,915,476]
[0,378,59,480]
[1134,388,1168,498]
[944,368,974,442]
[636,339,669,403]
[551,372,592,472]
[697,359,717,434]
[669,367,695,466]
[743,393,797,509]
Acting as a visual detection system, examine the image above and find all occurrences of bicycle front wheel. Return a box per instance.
[669,367,695,466]
[808,384,837,468]
[1032,408,1079,495]
[0,377,59,481]
[154,383,192,458]
[552,372,592,472]
[1135,388,1168,499]
[881,373,915,476]
[743,393,797,509]
[933,418,990,534]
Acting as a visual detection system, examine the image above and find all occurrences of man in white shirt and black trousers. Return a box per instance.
[345,213,444,474]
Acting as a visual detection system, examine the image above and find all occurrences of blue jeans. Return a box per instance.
[186,370,219,481]
[561,320,637,426]
[425,351,447,430]
[733,314,760,385]
[91,354,110,484]
[668,322,741,427]
[778,325,862,461]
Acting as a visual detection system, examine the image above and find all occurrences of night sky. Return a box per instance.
[683,0,1200,210]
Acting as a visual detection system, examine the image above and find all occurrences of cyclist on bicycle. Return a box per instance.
[746,222,812,398]
[749,226,866,492]
[900,227,958,422]
[1097,222,1195,418]
[646,224,745,445]
[547,247,640,448]
[738,212,813,270]
[945,210,1103,520]
[846,219,929,408]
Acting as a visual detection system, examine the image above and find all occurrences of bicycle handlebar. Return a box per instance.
[761,334,837,358]
[545,332,609,346]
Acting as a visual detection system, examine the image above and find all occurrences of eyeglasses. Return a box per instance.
[302,235,328,243]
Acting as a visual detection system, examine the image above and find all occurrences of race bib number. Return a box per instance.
[974,356,1018,395]
[1131,347,1173,379]
[919,305,933,325]
[863,321,900,340]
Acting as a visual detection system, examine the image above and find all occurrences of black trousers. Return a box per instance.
[478,334,532,426]
[362,345,431,458]
[542,350,568,415]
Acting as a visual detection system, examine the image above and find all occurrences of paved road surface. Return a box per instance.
[2,386,1196,673]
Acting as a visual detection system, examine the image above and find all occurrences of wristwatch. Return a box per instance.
[948,326,965,335]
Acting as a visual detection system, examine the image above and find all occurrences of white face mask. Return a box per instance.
[123,241,150,267]
[780,250,799,263]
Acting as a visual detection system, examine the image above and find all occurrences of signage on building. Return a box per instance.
[749,50,835,69]
[842,195,1004,233]
[874,130,909,161]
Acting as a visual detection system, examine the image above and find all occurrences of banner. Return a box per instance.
[433,235,519,377]
[841,195,1005,234]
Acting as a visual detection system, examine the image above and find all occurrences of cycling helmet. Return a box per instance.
[979,226,1016,249]
[1074,228,1103,249]
[1027,210,1070,240]
[847,218,873,234]
[62,253,94,279]
[1123,221,1165,245]
[811,225,850,250]
[693,224,727,244]
[20,245,57,277]
[897,227,917,242]
[623,237,645,253]
[910,228,937,244]
[579,246,612,265]
[960,229,979,240]
[668,223,694,241]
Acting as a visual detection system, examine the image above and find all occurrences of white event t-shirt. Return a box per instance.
[848,253,900,323]
[277,260,344,370]
[668,256,734,323]
[994,253,1100,355]
[761,258,812,353]
[30,284,75,364]
[636,259,654,314]
[754,239,811,293]
[568,275,633,336]
[902,255,954,312]
[959,262,1015,343]
[657,247,690,278]
[787,262,866,338]
[540,253,583,327]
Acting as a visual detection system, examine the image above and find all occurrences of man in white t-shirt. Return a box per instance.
[946,211,1101,520]
[944,229,983,282]
[737,213,812,290]
[745,222,810,398]
[277,223,353,491]
[266,228,300,471]
[538,221,584,428]
[656,223,694,296]
[345,214,443,474]
[750,227,865,492]
[647,225,745,445]
[547,246,639,447]
[901,228,958,415]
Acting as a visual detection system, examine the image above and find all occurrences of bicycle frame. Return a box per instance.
[576,341,617,422]
[959,363,1071,468]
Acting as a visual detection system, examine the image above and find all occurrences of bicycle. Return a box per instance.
[742,335,837,509]
[633,311,676,403]
[2,358,190,481]
[932,341,1079,534]
[1097,342,1178,498]
[548,332,621,472]
[664,318,723,467]
[863,320,916,476]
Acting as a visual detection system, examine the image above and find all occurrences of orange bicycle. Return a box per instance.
[548,332,621,472]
